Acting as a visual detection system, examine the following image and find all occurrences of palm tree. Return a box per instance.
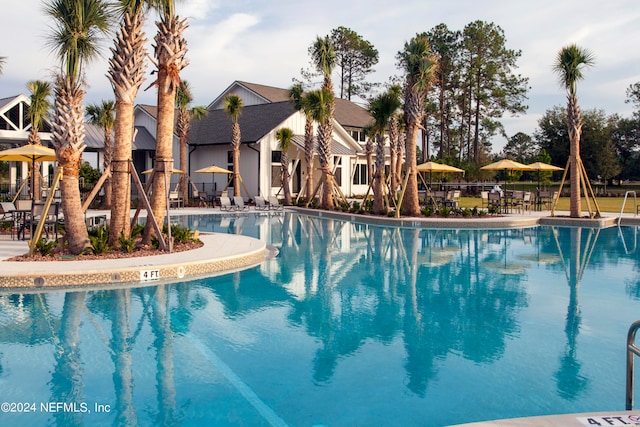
[553,44,595,218]
[107,0,150,245]
[0,56,6,74]
[26,80,52,202]
[311,36,336,209]
[175,80,208,205]
[276,127,294,206]
[397,34,438,216]
[368,89,402,214]
[364,126,374,192]
[86,100,116,208]
[142,0,189,246]
[387,84,403,194]
[305,88,334,205]
[288,83,315,200]
[224,94,243,197]
[45,0,111,255]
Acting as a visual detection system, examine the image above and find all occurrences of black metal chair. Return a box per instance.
[26,202,60,241]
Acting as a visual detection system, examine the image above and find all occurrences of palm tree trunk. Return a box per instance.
[374,135,386,214]
[142,14,188,245]
[233,144,241,197]
[403,121,420,216]
[179,134,188,204]
[109,101,134,245]
[103,128,112,208]
[281,155,291,205]
[52,77,90,254]
[107,9,147,245]
[318,122,334,209]
[142,69,173,245]
[305,119,314,200]
[568,94,582,217]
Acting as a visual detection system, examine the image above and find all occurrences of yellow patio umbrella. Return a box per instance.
[480,159,532,190]
[0,144,58,200]
[195,164,233,194]
[194,164,232,174]
[526,161,563,172]
[417,161,464,190]
[142,167,185,174]
[416,161,465,174]
[526,161,563,202]
[0,144,57,163]
[480,159,532,172]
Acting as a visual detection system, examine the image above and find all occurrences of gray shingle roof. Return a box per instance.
[82,124,154,151]
[233,81,373,129]
[189,101,295,146]
[291,135,356,156]
[133,126,157,151]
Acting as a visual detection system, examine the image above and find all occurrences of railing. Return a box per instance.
[619,191,638,226]
[626,320,640,409]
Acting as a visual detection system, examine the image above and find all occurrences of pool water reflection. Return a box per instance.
[1,212,639,426]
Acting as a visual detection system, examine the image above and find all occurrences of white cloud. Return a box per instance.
[2,0,639,153]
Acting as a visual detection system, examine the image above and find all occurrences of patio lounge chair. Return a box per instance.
[233,196,249,211]
[268,196,283,211]
[219,196,234,211]
[254,196,268,210]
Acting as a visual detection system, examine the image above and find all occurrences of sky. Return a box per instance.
[1,0,639,153]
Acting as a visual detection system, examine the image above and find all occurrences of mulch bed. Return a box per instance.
[8,239,203,262]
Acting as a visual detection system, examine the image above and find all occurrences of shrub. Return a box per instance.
[89,225,110,254]
[421,205,435,217]
[35,238,57,256]
[169,223,192,244]
[131,223,145,238]
[439,207,451,217]
[118,232,136,253]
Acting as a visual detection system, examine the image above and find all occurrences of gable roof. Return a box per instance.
[0,94,53,144]
[83,123,155,151]
[334,98,373,129]
[236,81,290,103]
[189,101,296,146]
[209,81,373,129]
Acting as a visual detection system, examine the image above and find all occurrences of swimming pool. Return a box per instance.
[1,212,639,426]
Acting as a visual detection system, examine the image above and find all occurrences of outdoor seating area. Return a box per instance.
[0,200,62,240]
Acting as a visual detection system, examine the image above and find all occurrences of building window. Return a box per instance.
[350,129,366,142]
[271,165,282,187]
[333,156,342,186]
[353,164,368,185]
[271,150,282,187]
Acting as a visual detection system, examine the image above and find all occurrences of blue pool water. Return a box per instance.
[1,212,640,426]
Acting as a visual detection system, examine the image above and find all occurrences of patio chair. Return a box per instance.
[268,196,283,211]
[254,196,268,210]
[233,196,249,211]
[0,202,17,239]
[488,192,502,213]
[445,190,461,209]
[25,202,60,240]
[480,191,489,209]
[219,196,234,212]
[194,190,208,207]
[169,191,182,208]
[510,191,525,213]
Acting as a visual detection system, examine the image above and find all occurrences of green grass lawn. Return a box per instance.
[459,196,639,213]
